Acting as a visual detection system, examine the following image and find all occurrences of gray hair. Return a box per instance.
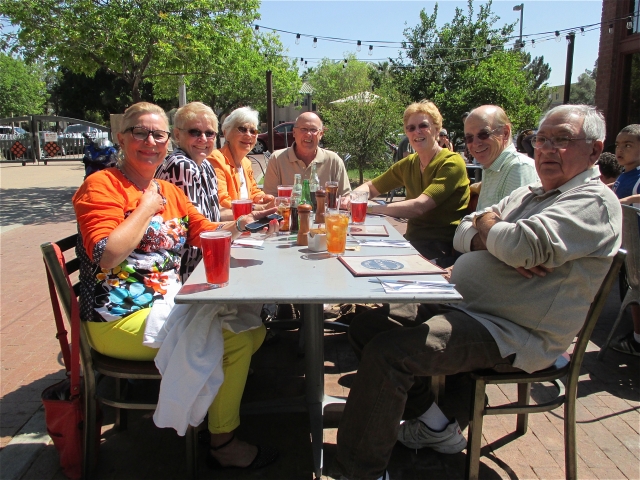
[221,106,259,136]
[539,105,606,142]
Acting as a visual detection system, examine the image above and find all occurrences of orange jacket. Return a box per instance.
[208,144,264,208]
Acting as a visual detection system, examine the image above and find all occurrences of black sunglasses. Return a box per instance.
[124,126,170,143]
[179,127,217,139]
[237,126,259,136]
[464,127,503,145]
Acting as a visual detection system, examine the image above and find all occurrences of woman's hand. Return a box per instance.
[253,195,275,211]
[138,187,166,215]
[246,207,280,234]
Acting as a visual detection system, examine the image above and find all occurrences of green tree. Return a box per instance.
[390,0,549,138]
[161,31,301,120]
[1,0,261,103]
[569,69,596,106]
[0,53,46,116]
[322,90,404,185]
[306,54,374,110]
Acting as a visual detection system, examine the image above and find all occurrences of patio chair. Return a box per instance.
[41,234,198,479]
[465,250,626,480]
[598,205,640,360]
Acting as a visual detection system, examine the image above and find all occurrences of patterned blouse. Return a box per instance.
[155,148,221,281]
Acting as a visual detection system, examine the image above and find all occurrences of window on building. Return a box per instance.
[632,0,639,33]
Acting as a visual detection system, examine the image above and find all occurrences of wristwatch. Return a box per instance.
[472,211,491,230]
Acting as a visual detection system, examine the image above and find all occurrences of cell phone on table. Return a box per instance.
[244,213,284,232]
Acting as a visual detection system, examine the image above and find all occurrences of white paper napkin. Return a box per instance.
[232,238,264,248]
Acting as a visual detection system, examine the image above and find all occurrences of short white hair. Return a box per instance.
[221,107,259,136]
[539,105,606,142]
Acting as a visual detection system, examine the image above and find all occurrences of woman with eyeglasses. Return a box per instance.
[209,106,274,210]
[73,102,279,470]
[156,102,234,280]
[350,100,469,267]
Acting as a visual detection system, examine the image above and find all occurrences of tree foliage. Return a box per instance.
[390,0,549,138]
[322,89,404,185]
[0,53,46,117]
[0,0,298,110]
[569,68,596,106]
[306,54,374,110]
[158,31,301,120]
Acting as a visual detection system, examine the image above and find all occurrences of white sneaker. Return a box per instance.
[397,418,467,454]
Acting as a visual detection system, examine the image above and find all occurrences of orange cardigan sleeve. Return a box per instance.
[209,149,236,209]
[73,169,221,260]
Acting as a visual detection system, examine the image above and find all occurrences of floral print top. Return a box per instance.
[73,168,219,322]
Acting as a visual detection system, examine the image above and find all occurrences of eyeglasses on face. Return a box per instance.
[125,126,170,143]
[405,122,431,133]
[179,127,217,139]
[294,127,321,135]
[464,127,503,145]
[530,135,589,150]
[439,133,448,137]
[237,126,259,136]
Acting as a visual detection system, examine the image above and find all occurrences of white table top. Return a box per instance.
[175,217,462,305]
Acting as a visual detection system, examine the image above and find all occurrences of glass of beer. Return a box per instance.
[231,199,253,220]
[200,231,232,287]
[325,209,350,256]
[325,181,339,209]
[350,191,368,225]
[275,196,291,231]
[277,185,293,197]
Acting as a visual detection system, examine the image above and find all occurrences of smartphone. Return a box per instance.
[244,214,284,232]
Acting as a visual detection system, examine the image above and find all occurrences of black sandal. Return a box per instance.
[206,433,278,470]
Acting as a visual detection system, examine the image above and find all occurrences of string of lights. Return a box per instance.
[254,11,638,59]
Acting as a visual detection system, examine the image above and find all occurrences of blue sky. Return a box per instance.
[258,0,603,86]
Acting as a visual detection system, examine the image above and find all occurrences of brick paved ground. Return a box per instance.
[1,162,638,480]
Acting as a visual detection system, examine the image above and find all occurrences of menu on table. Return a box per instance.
[338,254,445,277]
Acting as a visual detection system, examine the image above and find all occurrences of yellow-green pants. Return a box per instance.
[85,308,266,434]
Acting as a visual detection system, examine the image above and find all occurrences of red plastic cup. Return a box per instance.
[200,231,231,287]
[351,202,367,224]
[231,199,253,220]
[277,185,293,197]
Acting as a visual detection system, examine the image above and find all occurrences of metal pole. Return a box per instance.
[178,75,187,107]
[518,5,523,45]
[563,33,576,104]
[266,70,274,153]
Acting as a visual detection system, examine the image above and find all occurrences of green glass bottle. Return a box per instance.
[300,179,312,207]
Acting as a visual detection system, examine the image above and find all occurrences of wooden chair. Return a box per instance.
[41,234,198,479]
[598,205,640,360]
[465,250,626,480]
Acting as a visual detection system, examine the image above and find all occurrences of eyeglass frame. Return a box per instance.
[236,125,259,136]
[177,127,217,139]
[463,126,504,145]
[123,126,171,143]
[530,135,591,150]
[404,122,432,133]
[293,126,322,135]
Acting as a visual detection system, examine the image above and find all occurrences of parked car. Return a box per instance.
[0,126,29,160]
[252,122,295,154]
[0,126,27,136]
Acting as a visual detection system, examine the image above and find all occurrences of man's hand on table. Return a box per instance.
[442,266,454,283]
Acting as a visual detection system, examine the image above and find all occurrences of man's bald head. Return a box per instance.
[464,105,513,167]
[295,112,323,129]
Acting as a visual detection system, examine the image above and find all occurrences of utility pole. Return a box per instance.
[266,71,274,153]
[563,32,576,104]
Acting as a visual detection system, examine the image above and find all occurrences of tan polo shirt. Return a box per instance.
[263,143,351,196]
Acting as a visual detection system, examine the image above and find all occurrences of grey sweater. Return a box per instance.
[452,166,622,372]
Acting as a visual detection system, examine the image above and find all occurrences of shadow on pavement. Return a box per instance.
[0,187,78,226]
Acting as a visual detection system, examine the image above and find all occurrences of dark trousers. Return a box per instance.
[408,239,457,268]
[335,304,514,480]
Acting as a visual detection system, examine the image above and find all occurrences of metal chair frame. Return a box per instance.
[465,250,626,480]
[41,234,198,479]
[598,205,640,360]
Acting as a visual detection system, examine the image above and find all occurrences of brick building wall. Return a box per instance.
[595,0,640,145]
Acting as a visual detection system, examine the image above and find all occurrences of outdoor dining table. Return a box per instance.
[174,216,462,479]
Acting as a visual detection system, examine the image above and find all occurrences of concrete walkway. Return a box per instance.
[0,161,638,480]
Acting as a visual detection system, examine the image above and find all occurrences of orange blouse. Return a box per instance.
[208,144,264,209]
